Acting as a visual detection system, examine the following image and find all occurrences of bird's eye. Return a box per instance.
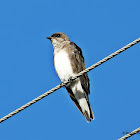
[51,33,61,37]
[57,34,61,37]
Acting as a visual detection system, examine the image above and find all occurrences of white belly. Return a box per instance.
[54,50,75,82]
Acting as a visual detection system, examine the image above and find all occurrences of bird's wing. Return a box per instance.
[70,42,90,95]
[65,42,94,121]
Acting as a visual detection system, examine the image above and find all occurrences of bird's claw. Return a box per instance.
[60,77,73,88]
[68,77,73,83]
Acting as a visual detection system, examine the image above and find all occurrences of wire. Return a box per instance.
[0,37,140,125]
[118,127,140,140]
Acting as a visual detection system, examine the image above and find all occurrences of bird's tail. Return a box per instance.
[66,87,94,122]
[83,101,94,122]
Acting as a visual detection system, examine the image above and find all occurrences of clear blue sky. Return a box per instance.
[0,0,140,140]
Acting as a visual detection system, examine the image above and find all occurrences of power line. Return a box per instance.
[0,37,140,126]
[118,127,140,140]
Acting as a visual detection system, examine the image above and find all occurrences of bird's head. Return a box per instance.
[47,32,70,48]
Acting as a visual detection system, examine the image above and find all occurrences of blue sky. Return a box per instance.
[0,0,140,140]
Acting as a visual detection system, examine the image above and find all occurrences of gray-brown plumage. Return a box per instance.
[47,32,94,122]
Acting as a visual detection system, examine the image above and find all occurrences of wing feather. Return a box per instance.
[65,42,94,120]
[70,42,90,95]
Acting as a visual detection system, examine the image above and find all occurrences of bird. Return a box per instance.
[47,32,94,122]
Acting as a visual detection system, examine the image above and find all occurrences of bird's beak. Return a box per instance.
[46,37,52,40]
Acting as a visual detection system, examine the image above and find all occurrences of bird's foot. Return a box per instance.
[68,77,73,83]
[60,77,74,88]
